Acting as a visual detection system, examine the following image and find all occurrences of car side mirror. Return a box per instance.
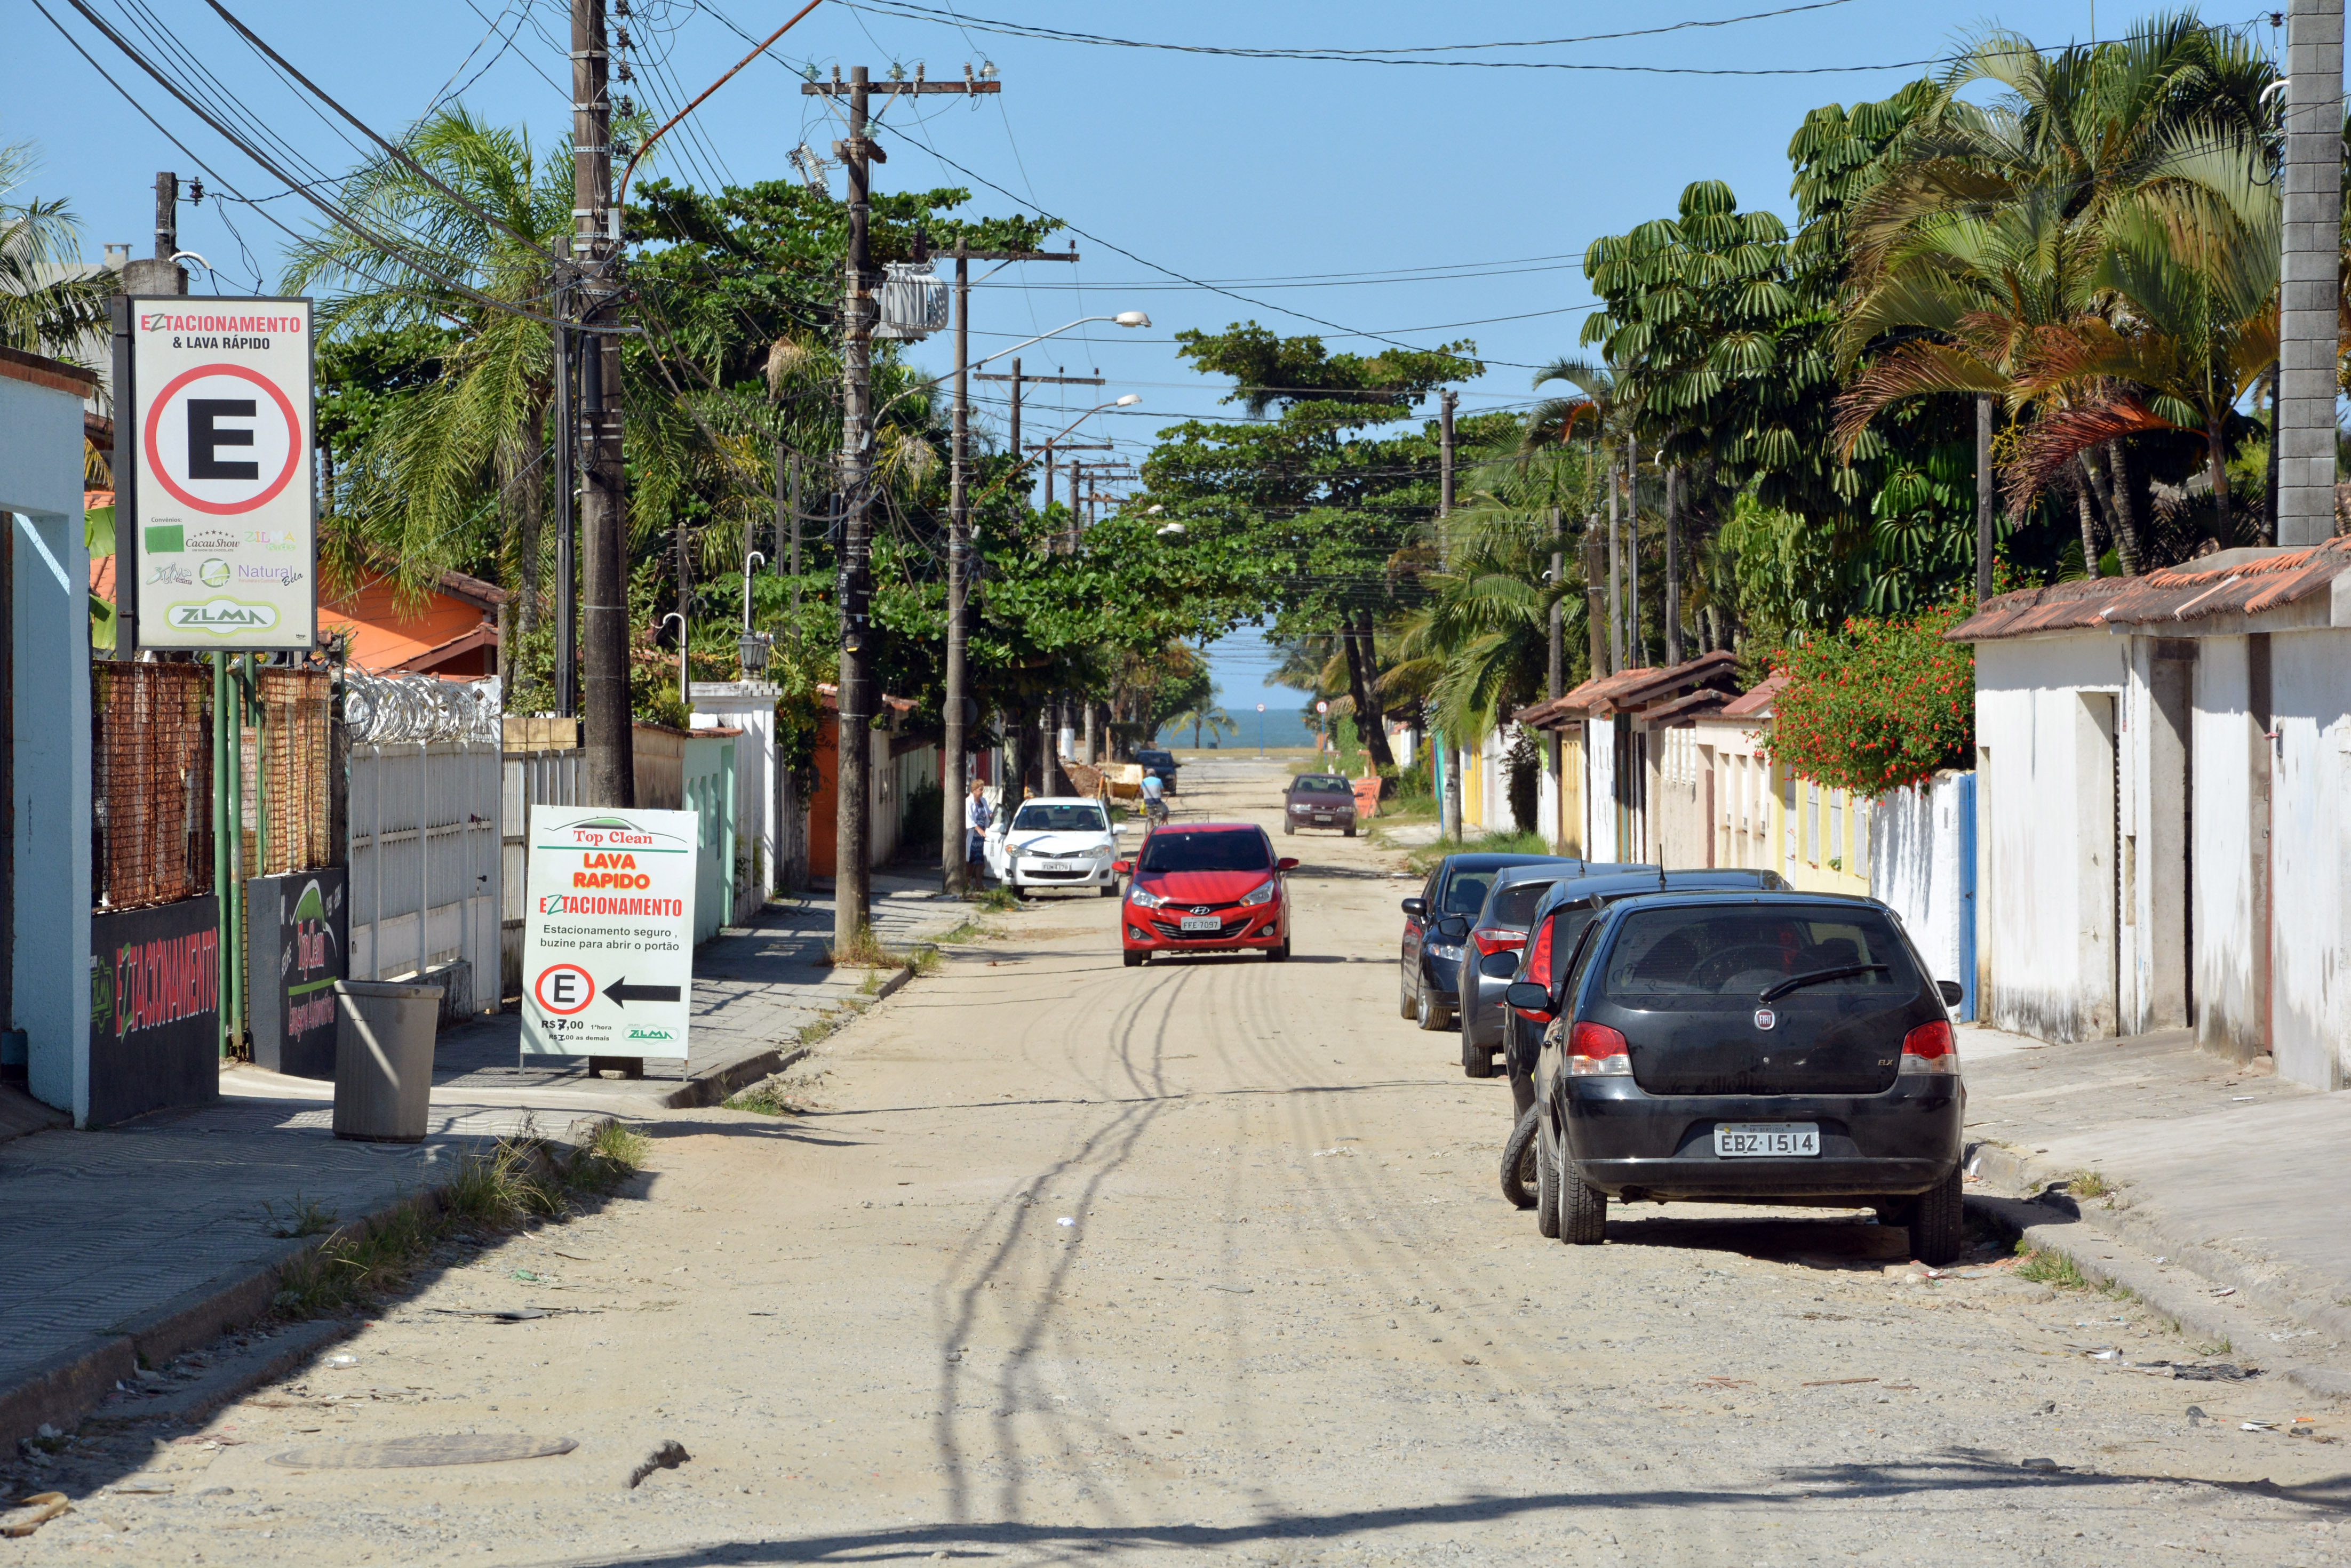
[1504,981,1555,1017]
[1937,980,1963,1007]
[1478,951,1518,980]
[1277,857,1299,871]
[1400,897,1427,919]
[1434,916,1470,942]
[1112,859,1133,875]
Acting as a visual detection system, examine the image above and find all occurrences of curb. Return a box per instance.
[662,947,931,1109]
[0,1111,615,1453]
[1962,1141,2351,1406]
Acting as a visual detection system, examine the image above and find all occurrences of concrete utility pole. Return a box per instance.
[2278,0,2343,548]
[1606,443,1623,674]
[804,65,999,946]
[1663,465,1681,667]
[119,172,186,295]
[1625,446,1641,667]
[553,282,576,715]
[1438,389,1457,518]
[1975,394,1995,603]
[575,0,632,804]
[1546,503,1564,787]
[1438,391,1461,843]
[1583,520,1608,680]
[977,366,1100,510]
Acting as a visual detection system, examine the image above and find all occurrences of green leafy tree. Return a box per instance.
[0,139,111,365]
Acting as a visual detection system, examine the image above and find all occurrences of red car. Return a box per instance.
[1114,823,1297,966]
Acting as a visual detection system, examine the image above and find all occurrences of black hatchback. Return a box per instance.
[1508,891,1967,1263]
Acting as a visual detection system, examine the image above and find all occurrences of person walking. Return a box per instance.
[965,780,994,884]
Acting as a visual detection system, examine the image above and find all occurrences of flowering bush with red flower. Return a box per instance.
[1762,599,1974,796]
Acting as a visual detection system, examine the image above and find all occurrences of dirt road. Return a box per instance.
[15,759,2346,1565]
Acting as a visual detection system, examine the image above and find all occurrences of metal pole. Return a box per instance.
[212,653,230,1055]
[2278,0,2342,547]
[943,241,971,894]
[833,66,875,949]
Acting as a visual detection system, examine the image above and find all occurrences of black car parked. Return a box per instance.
[1134,748,1180,795]
[1507,891,1968,1263]
[1398,851,1569,1032]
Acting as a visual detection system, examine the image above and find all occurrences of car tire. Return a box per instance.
[1344,825,1356,838]
[1266,939,1290,962]
[1559,1155,1608,1246]
[1906,1164,1965,1267]
[1399,972,1416,1020]
[1123,949,1145,968]
[1415,983,1447,1033]
[1284,821,1295,835]
[1099,883,1119,898]
[1500,1106,1540,1210]
[1460,1021,1495,1078]
[1534,1123,1562,1239]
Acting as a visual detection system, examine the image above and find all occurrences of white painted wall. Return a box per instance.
[2189,637,2259,1058]
[1872,772,1968,993]
[2267,629,2351,1089]
[1975,634,2129,1042]
[1584,718,1618,862]
[692,681,782,909]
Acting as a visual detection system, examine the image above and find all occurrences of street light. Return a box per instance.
[739,550,772,677]
[874,313,1150,423]
[1042,392,1142,452]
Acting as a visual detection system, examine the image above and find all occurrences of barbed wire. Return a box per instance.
[342,668,503,746]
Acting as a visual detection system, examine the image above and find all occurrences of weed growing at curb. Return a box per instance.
[271,1124,648,1321]
[2014,1244,2090,1290]
[825,924,896,968]
[973,885,1020,914]
[934,917,992,945]
[2067,1168,2114,1200]
[263,1194,340,1239]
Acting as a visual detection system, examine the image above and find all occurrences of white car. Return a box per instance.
[987,796,1124,898]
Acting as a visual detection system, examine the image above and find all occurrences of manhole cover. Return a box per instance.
[269,1434,577,1469]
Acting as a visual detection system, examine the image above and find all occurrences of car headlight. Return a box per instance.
[1128,886,1167,909]
[1239,880,1276,908]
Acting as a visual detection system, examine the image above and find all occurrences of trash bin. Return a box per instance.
[332,980,443,1142]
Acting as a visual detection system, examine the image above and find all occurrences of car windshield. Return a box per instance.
[1484,881,1555,927]
[1012,804,1106,833]
[1441,871,1496,916]
[1138,830,1271,874]
[1292,777,1351,795]
[1137,751,1173,766]
[1600,906,1919,1002]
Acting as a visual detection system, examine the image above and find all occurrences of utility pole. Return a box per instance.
[119,171,186,295]
[787,453,803,619]
[984,367,1102,508]
[943,247,1079,895]
[1974,395,1995,604]
[674,525,691,709]
[1625,445,1641,667]
[804,65,999,948]
[2279,0,2342,548]
[1546,503,1564,815]
[553,282,576,716]
[1437,389,1461,844]
[575,0,632,805]
[1663,465,1681,666]
[1582,521,1608,681]
[1606,443,1623,674]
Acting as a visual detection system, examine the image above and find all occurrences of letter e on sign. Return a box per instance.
[535,963,596,1015]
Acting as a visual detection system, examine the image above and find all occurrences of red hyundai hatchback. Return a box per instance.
[1115,823,1296,965]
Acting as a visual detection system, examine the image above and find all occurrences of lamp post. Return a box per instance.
[1038,394,1142,522]
[738,550,771,679]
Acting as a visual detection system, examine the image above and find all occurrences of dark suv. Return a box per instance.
[1398,851,1571,1032]
[1508,891,1967,1263]
[1135,748,1180,795]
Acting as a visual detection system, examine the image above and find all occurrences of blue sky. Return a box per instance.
[7,1,2278,708]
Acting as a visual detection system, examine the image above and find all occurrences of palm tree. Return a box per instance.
[0,139,113,366]
[283,107,572,658]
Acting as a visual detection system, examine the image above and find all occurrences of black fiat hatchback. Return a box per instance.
[1508,891,1967,1263]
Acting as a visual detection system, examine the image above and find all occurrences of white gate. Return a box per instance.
[501,745,582,997]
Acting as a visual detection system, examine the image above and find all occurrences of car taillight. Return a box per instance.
[1900,1019,1958,1075]
[1512,924,1555,1019]
[1567,1020,1631,1077]
[1471,927,1527,956]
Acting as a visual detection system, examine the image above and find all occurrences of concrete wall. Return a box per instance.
[1872,772,1969,994]
[1975,634,2130,1043]
[1651,726,1709,869]
[2267,628,2351,1089]
[0,374,94,1121]
[691,682,782,909]
[2188,636,2261,1059]
[1584,718,1619,862]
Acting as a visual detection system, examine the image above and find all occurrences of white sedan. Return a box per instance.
[987,797,1124,898]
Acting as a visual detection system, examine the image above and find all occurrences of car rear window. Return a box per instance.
[1137,751,1174,766]
[1013,804,1106,833]
[1485,880,1555,926]
[1600,906,1919,1003]
[1139,830,1271,873]
[1441,871,1495,915]
[1293,777,1351,795]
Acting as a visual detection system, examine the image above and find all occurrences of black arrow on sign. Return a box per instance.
[604,978,681,1008]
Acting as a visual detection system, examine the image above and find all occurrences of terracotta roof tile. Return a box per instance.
[1948,540,2351,642]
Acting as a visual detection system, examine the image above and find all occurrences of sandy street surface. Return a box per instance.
[9,759,2349,1566]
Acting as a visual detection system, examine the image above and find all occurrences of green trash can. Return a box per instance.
[332,980,444,1142]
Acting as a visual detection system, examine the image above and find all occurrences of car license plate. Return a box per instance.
[1178,915,1221,932]
[1313,814,1333,824]
[1714,1123,1820,1157]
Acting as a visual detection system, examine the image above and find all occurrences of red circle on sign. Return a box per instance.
[142,362,304,515]
[533,964,596,1015]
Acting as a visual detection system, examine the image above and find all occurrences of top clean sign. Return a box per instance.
[127,297,316,651]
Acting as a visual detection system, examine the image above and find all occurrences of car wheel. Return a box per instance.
[1098,883,1119,898]
[1906,1164,1965,1267]
[1284,821,1295,835]
[1460,1020,1495,1078]
[1559,1155,1608,1246]
[1534,1123,1562,1239]
[1399,972,1416,1020]
[1415,984,1446,1032]
[1500,1106,1539,1210]
[1344,825,1356,838]
[1266,939,1290,962]
[1123,949,1145,968]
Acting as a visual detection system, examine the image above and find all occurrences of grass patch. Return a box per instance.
[2066,1167,2114,1200]
[2196,1335,2234,1357]
[1401,828,1553,876]
[933,917,991,945]
[972,885,1021,914]
[724,1078,803,1116]
[271,1124,647,1321]
[825,924,896,968]
[2014,1243,2091,1290]
[263,1193,340,1239]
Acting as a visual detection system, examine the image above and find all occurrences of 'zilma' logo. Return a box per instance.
[165,598,278,632]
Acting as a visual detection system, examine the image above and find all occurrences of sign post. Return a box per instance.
[520,806,699,1071]
[124,297,316,650]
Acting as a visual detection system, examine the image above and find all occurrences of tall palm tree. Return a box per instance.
[0,139,113,366]
[283,107,572,648]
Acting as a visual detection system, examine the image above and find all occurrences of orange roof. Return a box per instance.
[320,573,503,675]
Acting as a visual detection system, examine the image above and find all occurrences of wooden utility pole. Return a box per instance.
[1547,503,1564,781]
[1606,447,1623,674]
[804,65,998,946]
[977,366,1100,509]
[1437,389,1460,844]
[553,281,576,715]
[1438,389,1457,517]
[1624,446,1641,668]
[575,0,632,804]
[1582,521,1608,681]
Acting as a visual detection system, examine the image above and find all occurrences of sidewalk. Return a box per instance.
[0,867,971,1447]
[1959,1021,2351,1396]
